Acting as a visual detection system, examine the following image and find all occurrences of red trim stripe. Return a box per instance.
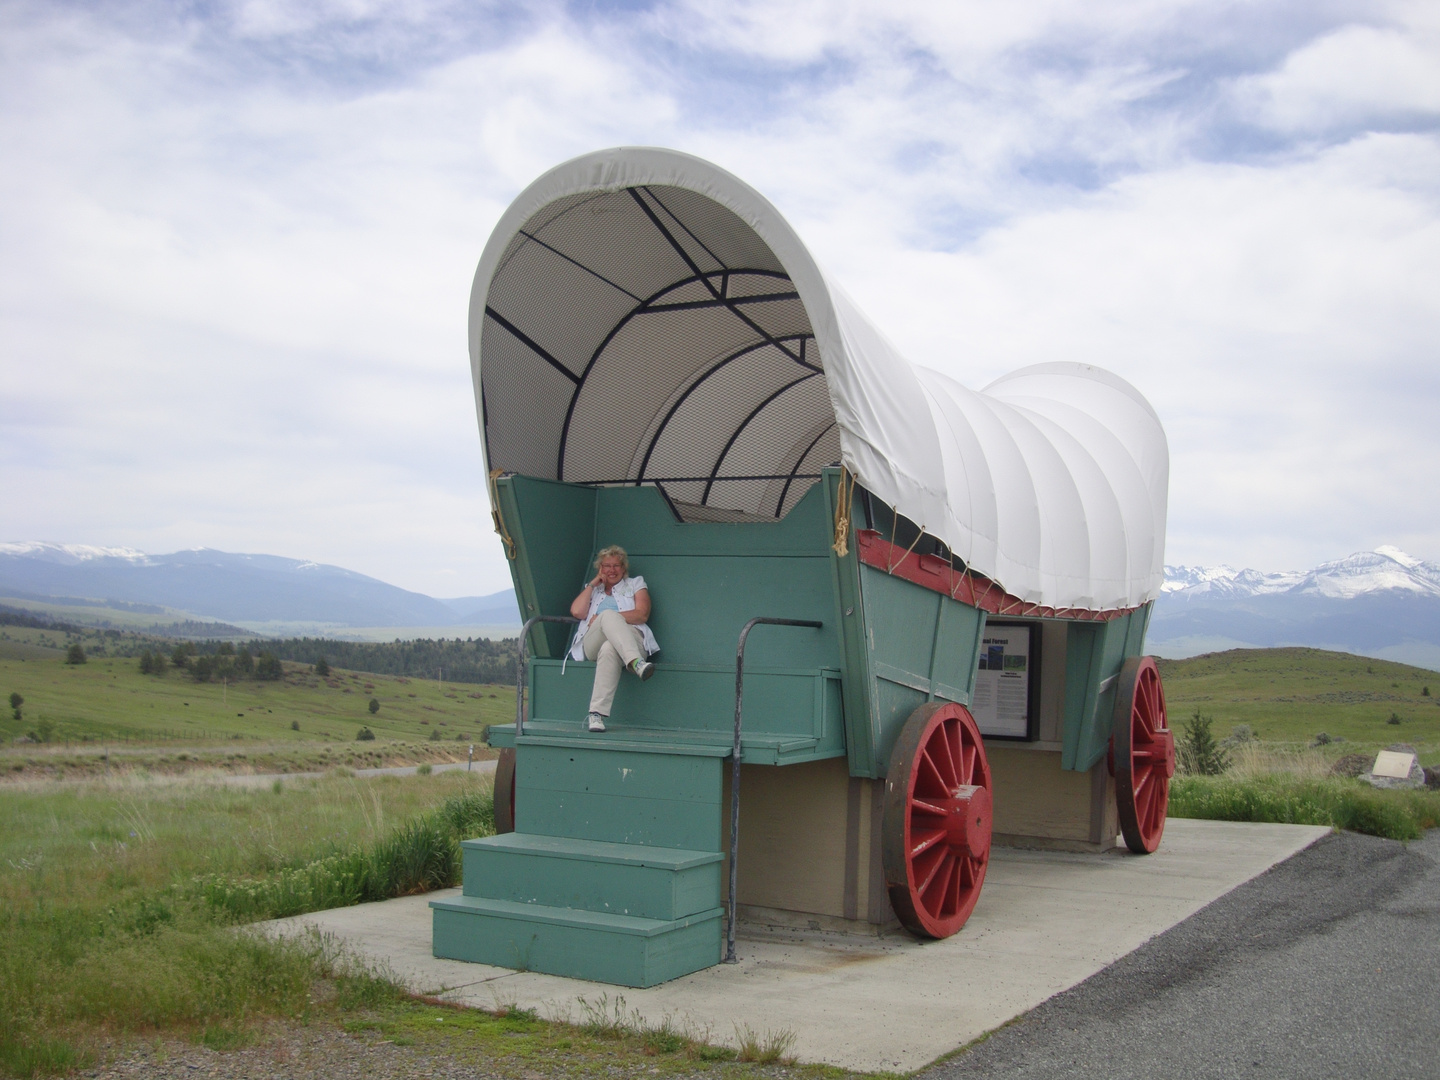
[854,530,1135,622]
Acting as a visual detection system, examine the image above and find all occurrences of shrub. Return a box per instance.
[290,720,300,732]
[428,728,441,742]
[195,788,495,921]
[64,643,86,665]
[8,691,20,722]
[1387,712,1402,725]
[416,763,432,776]
[1179,712,1229,775]
[1171,775,1439,840]
[367,698,380,715]
[355,727,375,741]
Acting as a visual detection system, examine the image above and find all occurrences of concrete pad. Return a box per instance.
[260,818,1329,1073]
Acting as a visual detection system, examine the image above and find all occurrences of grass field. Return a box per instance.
[1159,647,1439,765]
[3,640,1438,1077]
[0,768,843,1079]
[1,624,512,781]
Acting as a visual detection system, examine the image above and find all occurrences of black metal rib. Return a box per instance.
[643,291,799,314]
[577,473,823,485]
[635,335,813,482]
[653,482,682,521]
[628,188,718,298]
[774,424,837,517]
[701,374,820,505]
[629,188,804,365]
[484,307,579,385]
[555,268,808,480]
[517,228,642,302]
[645,186,726,271]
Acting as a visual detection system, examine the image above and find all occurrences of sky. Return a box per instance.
[2,0,1438,598]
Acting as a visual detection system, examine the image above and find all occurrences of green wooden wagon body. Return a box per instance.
[432,468,1158,985]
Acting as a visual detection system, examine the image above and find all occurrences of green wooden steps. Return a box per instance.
[431,743,725,987]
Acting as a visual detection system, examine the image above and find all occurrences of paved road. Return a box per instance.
[922,827,1440,1080]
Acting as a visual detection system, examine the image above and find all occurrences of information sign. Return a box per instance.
[971,623,1036,738]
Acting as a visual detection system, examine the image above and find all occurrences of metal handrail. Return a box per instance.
[725,616,823,964]
[515,615,581,737]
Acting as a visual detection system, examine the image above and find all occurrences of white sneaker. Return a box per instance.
[630,658,655,682]
[587,712,607,733]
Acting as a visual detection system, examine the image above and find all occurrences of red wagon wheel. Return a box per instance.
[882,702,993,939]
[1111,656,1175,854]
[493,748,517,834]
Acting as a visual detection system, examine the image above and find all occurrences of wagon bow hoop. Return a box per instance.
[726,616,823,964]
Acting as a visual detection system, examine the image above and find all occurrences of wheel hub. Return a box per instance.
[938,784,992,862]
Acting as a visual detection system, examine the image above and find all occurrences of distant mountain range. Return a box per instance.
[1152,546,1440,671]
[6,540,1438,670]
[0,542,520,635]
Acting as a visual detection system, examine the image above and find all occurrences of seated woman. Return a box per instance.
[568,545,658,733]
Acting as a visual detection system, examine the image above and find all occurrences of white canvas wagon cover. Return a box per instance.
[470,148,1168,613]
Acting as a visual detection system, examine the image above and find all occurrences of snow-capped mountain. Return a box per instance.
[1163,547,1440,602]
[0,543,519,631]
[0,541,151,565]
[1153,547,1440,671]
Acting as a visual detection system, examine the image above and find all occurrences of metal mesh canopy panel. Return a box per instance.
[471,148,1169,612]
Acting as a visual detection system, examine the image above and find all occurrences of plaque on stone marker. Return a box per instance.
[1372,750,1417,780]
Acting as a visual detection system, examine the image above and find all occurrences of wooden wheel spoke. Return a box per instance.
[910,827,947,858]
[948,722,965,785]
[917,749,947,796]
[915,847,948,897]
[919,854,955,912]
[928,725,959,787]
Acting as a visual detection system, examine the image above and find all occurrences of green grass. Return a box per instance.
[1171,773,1440,840]
[0,770,494,1076]
[0,767,866,1079]
[196,785,495,920]
[1159,647,1440,765]
[1,629,511,781]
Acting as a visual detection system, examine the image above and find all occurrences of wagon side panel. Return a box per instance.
[1060,603,1154,772]
[501,475,598,658]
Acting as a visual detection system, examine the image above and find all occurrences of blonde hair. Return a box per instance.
[594,545,629,575]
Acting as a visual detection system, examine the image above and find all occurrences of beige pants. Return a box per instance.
[583,609,645,716]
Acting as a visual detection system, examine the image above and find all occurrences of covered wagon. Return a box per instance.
[431,148,1175,987]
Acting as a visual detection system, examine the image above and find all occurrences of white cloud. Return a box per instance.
[1235,23,1440,132]
[1,0,1438,597]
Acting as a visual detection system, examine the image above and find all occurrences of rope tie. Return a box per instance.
[487,468,517,561]
[831,465,857,556]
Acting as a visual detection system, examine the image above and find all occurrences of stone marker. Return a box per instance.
[1363,744,1425,790]
[1372,750,1417,779]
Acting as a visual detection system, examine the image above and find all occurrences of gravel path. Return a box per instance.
[922,827,1440,1080]
[86,1024,503,1079]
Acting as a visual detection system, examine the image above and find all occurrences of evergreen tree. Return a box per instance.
[1180,711,1229,775]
